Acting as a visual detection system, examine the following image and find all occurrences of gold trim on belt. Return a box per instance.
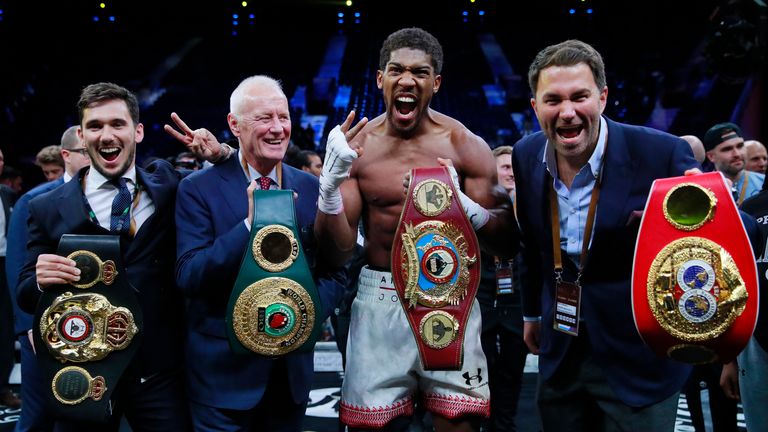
[231,277,315,356]
[51,366,107,405]
[66,250,118,289]
[40,292,138,363]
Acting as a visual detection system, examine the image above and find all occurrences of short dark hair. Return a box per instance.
[528,40,606,96]
[379,27,444,74]
[295,150,319,169]
[77,82,140,125]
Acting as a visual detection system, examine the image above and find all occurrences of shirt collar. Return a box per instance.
[543,116,608,181]
[63,172,72,183]
[87,164,137,191]
[238,149,277,184]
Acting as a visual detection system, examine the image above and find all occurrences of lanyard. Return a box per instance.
[548,156,604,284]
[736,172,749,206]
[240,154,282,189]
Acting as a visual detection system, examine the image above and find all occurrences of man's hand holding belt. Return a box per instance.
[437,158,490,231]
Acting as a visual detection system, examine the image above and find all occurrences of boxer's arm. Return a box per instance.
[315,177,363,267]
[456,136,521,258]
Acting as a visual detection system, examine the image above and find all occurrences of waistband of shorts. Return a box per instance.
[356,266,398,303]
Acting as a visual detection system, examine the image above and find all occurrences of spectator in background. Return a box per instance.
[680,135,706,165]
[296,150,323,177]
[5,125,90,431]
[0,166,23,194]
[34,145,65,182]
[744,139,767,174]
[0,147,20,410]
[173,151,202,171]
[479,145,528,432]
[704,122,764,206]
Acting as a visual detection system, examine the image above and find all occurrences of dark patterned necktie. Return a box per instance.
[258,176,272,190]
[110,178,132,234]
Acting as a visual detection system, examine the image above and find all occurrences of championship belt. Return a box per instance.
[226,190,322,356]
[632,172,758,364]
[392,167,481,370]
[33,235,142,422]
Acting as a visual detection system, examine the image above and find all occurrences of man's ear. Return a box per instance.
[227,113,240,137]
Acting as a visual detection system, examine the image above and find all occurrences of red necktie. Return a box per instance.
[258,177,272,190]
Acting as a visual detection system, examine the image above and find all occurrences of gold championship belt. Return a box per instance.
[33,235,142,422]
[392,167,481,370]
[632,173,758,364]
[226,190,322,356]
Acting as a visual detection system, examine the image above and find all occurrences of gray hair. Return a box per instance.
[229,75,285,117]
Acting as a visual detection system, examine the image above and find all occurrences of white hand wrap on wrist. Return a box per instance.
[446,165,490,230]
[318,125,358,215]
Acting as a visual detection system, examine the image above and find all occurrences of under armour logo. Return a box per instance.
[463,368,483,386]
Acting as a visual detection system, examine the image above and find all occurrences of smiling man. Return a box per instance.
[170,75,345,431]
[17,82,228,431]
[315,28,517,431]
[511,40,697,431]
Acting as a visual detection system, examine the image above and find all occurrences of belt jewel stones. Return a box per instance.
[401,221,476,308]
[51,366,106,405]
[67,250,117,289]
[40,292,138,363]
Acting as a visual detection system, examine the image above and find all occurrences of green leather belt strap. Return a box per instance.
[226,190,322,356]
[34,234,143,422]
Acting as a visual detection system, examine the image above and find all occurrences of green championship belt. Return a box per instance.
[226,190,322,356]
[34,235,142,422]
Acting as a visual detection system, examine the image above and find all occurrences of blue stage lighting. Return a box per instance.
[108,16,115,21]
[462,10,468,16]
[586,8,593,14]
[479,10,485,16]
[569,8,576,14]
[338,12,344,17]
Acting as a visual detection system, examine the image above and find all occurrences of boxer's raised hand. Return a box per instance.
[318,110,368,214]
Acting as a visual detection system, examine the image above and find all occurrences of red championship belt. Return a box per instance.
[392,167,481,370]
[632,172,758,364]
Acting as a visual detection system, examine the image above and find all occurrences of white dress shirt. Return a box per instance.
[84,165,155,233]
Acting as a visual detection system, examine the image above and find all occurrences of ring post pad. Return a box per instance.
[34,234,142,421]
[392,167,481,370]
[632,172,758,364]
[226,190,322,357]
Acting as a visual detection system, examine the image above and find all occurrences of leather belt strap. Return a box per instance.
[226,190,322,356]
[34,234,142,422]
[392,167,481,370]
[632,172,758,364]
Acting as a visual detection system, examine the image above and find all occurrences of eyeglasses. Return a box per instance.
[67,148,88,155]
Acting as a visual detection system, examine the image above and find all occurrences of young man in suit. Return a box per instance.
[168,75,345,431]
[511,40,697,431]
[16,82,228,431]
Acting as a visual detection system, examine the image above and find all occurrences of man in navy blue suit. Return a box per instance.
[17,82,228,431]
[511,40,697,431]
[5,125,90,431]
[169,75,344,431]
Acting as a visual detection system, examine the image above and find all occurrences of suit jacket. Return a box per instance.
[17,161,186,377]
[175,155,344,410]
[512,117,696,407]
[6,177,64,335]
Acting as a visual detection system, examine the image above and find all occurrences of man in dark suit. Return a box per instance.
[5,125,90,431]
[0,148,20,409]
[168,75,344,431]
[16,82,228,431]
[512,40,696,431]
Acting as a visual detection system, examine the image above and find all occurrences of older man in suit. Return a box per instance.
[17,82,228,431]
[512,40,697,431]
[169,75,344,431]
